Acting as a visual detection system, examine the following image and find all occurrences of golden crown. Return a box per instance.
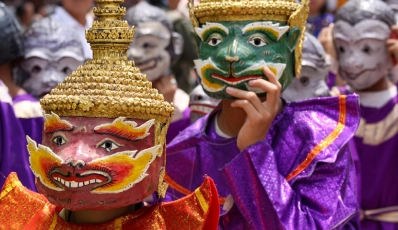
[188,0,309,76]
[40,0,174,122]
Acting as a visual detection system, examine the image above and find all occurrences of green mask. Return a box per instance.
[193,21,300,99]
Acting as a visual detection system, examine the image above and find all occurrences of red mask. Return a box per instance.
[28,113,163,211]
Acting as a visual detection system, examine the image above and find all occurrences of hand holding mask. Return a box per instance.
[225,67,282,151]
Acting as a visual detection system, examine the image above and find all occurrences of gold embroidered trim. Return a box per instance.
[0,180,21,199]
[194,187,209,213]
[48,214,57,230]
[114,217,123,230]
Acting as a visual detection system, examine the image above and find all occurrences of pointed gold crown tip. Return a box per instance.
[40,0,174,122]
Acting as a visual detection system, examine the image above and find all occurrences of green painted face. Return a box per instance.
[193,21,301,99]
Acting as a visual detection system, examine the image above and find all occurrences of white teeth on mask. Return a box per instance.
[190,105,215,114]
[70,181,78,188]
[55,178,104,188]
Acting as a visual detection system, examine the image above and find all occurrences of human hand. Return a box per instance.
[153,75,177,103]
[318,23,337,59]
[226,67,282,152]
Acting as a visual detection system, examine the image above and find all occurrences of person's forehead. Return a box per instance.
[334,19,391,41]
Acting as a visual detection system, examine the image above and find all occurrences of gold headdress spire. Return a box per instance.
[40,0,174,123]
[188,0,309,76]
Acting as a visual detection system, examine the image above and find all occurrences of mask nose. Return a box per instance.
[225,55,240,63]
[129,46,144,62]
[42,69,64,87]
[66,159,86,169]
[64,140,95,165]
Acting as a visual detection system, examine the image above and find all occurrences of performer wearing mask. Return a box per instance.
[164,0,361,228]
[0,0,219,228]
[282,32,331,102]
[0,2,36,191]
[125,2,190,143]
[13,17,84,144]
[333,0,398,228]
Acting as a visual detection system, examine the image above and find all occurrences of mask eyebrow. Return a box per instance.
[94,117,155,141]
[241,22,289,41]
[195,22,229,41]
[43,112,74,134]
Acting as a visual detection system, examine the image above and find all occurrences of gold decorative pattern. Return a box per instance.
[188,0,309,77]
[40,0,174,193]
[157,167,169,198]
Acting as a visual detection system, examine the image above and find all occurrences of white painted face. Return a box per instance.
[20,48,83,99]
[333,20,393,91]
[128,21,171,82]
[282,65,330,102]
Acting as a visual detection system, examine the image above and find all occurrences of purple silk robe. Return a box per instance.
[12,94,44,145]
[0,81,35,191]
[165,95,360,229]
[354,86,398,230]
[166,107,191,144]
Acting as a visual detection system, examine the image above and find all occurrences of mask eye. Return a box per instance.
[300,76,310,86]
[339,46,345,53]
[98,140,121,152]
[62,67,71,75]
[32,65,42,74]
[143,43,155,49]
[248,36,267,47]
[52,135,67,146]
[362,45,371,54]
[207,35,222,46]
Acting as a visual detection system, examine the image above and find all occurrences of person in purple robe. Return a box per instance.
[124,2,189,143]
[163,0,361,228]
[13,17,84,144]
[332,0,398,228]
[0,3,35,191]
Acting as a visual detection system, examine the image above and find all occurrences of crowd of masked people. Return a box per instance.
[0,0,398,228]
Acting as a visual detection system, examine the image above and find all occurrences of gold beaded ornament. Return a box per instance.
[188,0,309,77]
[40,0,174,197]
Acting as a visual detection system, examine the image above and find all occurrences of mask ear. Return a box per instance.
[286,27,300,52]
[172,32,184,56]
[191,31,202,47]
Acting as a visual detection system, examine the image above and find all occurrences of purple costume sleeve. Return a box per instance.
[222,140,357,229]
[0,92,36,191]
[13,94,44,144]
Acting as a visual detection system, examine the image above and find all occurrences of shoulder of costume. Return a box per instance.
[160,176,219,229]
[12,94,43,119]
[0,173,52,228]
[167,114,210,153]
[275,95,360,182]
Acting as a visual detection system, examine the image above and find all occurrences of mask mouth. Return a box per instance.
[189,103,217,115]
[341,68,376,80]
[49,168,111,191]
[211,74,262,85]
[135,58,158,71]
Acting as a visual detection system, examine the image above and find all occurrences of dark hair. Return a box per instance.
[336,0,396,27]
